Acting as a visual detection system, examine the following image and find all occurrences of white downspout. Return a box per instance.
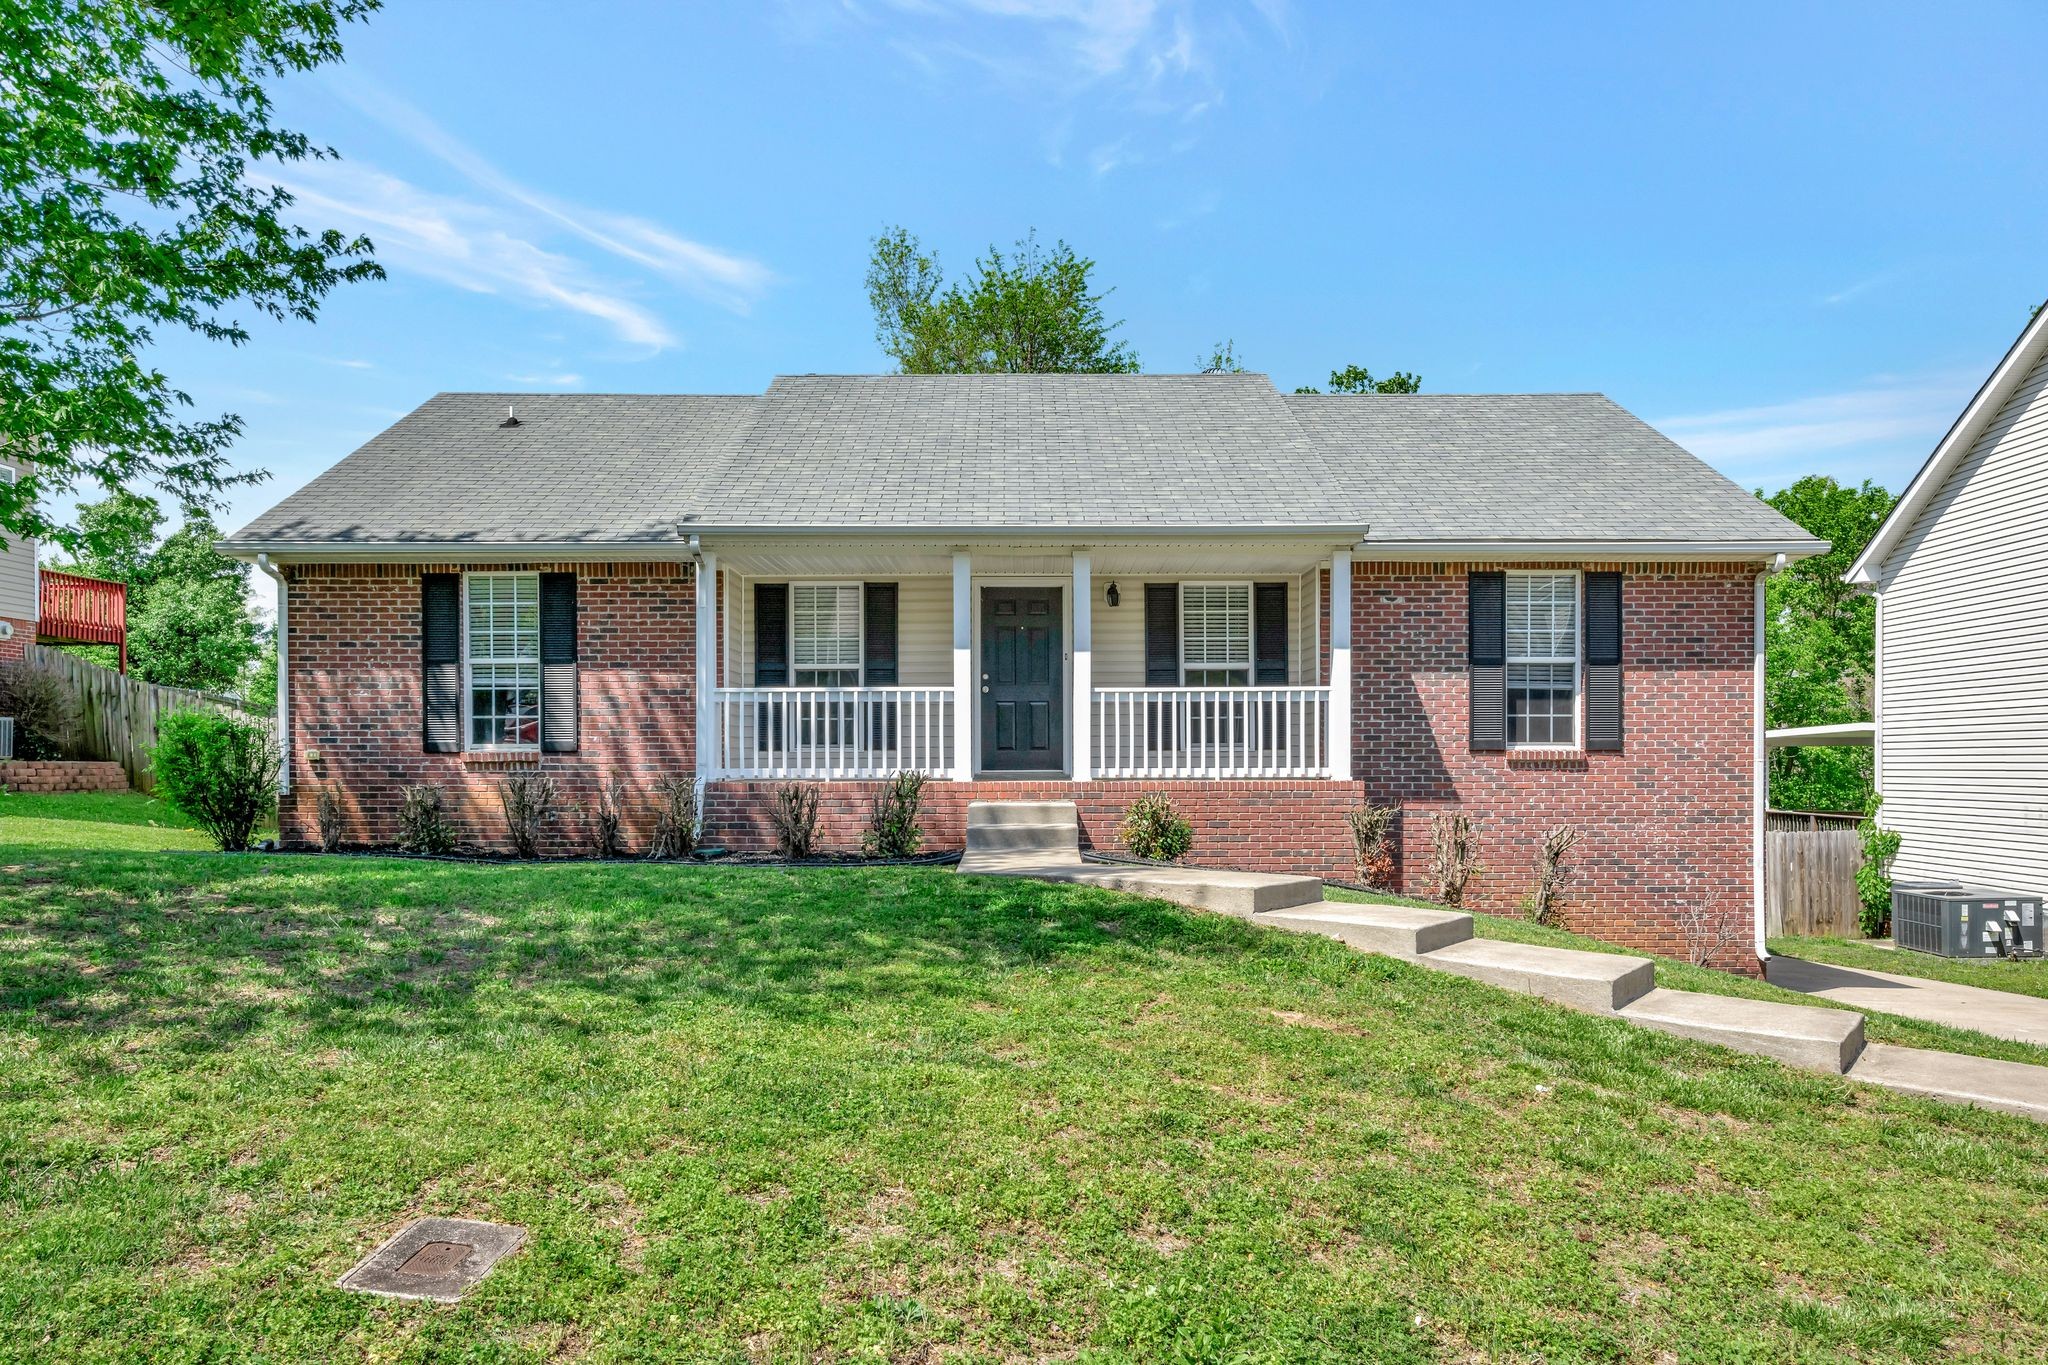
[1752,554,1786,963]
[256,554,289,794]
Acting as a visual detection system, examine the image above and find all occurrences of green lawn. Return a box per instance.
[3,797,2047,1361]
[1773,934,2048,1001]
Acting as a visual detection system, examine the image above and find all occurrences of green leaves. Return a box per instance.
[865,226,1138,374]
[0,0,384,552]
[1294,363,1422,395]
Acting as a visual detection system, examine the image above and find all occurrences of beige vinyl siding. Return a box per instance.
[733,577,952,687]
[1879,345,2048,892]
[0,460,33,620]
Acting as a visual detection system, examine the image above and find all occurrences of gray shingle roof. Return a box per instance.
[225,375,1822,550]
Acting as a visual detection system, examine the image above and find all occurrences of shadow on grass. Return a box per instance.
[0,852,1259,1059]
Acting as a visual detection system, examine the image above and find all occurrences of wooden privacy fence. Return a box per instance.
[18,643,272,793]
[1765,808,1864,938]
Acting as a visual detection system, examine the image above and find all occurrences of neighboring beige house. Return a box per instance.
[0,456,34,660]
[1847,302,2048,895]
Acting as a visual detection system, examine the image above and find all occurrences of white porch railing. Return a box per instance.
[1092,686,1330,779]
[714,687,956,779]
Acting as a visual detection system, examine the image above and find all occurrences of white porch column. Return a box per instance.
[694,552,719,785]
[1071,552,1092,782]
[951,550,974,781]
[1329,550,1352,780]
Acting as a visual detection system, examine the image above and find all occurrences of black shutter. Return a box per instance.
[753,583,789,685]
[1253,581,1288,684]
[1468,571,1507,751]
[753,583,788,754]
[863,582,899,752]
[1144,583,1179,684]
[421,574,462,753]
[539,572,578,753]
[1584,571,1622,752]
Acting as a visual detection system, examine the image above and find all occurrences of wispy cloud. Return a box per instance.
[1820,270,1899,306]
[1654,372,1977,489]
[508,371,584,386]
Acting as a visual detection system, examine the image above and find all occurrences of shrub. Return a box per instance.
[586,776,626,858]
[648,774,697,860]
[498,770,561,859]
[397,783,456,855]
[1346,802,1398,888]
[1429,812,1480,906]
[1528,824,1577,927]
[150,708,278,852]
[315,784,344,853]
[863,771,927,859]
[772,782,821,860]
[1856,796,1901,938]
[0,661,79,760]
[1120,792,1193,863]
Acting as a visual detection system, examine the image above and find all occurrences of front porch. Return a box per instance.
[694,542,1355,783]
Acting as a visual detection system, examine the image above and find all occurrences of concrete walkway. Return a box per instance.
[1766,955,2048,1048]
[959,800,2048,1124]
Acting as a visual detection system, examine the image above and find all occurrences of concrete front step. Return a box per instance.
[963,823,1081,853]
[1847,1043,2048,1122]
[1619,986,1867,1074]
[1425,938,1656,1013]
[967,800,1078,828]
[1258,902,1475,957]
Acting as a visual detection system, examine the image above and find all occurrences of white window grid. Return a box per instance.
[1181,581,1252,686]
[791,582,862,687]
[464,572,541,750]
[1505,570,1580,748]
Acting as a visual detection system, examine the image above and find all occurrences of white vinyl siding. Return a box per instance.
[0,461,33,620]
[464,572,540,750]
[1878,345,2048,892]
[1506,570,1579,747]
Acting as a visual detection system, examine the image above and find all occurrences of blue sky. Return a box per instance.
[130,0,2047,605]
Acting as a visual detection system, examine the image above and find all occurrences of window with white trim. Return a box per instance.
[1181,582,1251,686]
[792,583,861,687]
[1506,570,1579,746]
[465,572,540,749]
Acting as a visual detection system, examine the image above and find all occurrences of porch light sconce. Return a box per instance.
[1105,581,1120,607]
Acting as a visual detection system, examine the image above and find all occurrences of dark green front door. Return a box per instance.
[981,587,1062,771]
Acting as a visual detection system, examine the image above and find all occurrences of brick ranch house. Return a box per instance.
[221,374,1824,970]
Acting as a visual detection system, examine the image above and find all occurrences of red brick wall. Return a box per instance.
[1349,562,1758,970]
[0,759,127,793]
[0,616,29,662]
[279,561,695,853]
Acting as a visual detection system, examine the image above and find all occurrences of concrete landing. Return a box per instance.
[1848,1043,2048,1122]
[1258,902,1475,957]
[1425,937,1657,1013]
[1620,986,1866,1073]
[959,848,1324,917]
[1766,955,2048,1048]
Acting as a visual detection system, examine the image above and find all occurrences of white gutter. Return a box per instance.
[1359,538,1827,562]
[1764,722,1875,749]
[256,554,289,795]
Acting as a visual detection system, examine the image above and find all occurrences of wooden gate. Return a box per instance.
[18,643,272,793]
[1765,809,1864,938]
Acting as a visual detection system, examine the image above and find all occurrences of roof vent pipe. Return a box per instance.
[499,405,521,428]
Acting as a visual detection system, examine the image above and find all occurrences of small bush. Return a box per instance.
[772,782,821,860]
[0,661,79,760]
[1529,824,1577,927]
[1429,812,1480,906]
[397,783,456,855]
[863,771,927,859]
[648,774,697,860]
[586,776,626,858]
[1346,802,1398,888]
[498,769,561,859]
[150,709,278,852]
[1856,796,1901,938]
[315,784,345,853]
[1120,792,1193,863]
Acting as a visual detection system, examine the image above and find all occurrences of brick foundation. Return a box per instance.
[0,760,129,793]
[0,616,29,663]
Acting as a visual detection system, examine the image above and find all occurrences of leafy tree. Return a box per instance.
[1295,363,1422,395]
[1197,340,1246,373]
[1760,476,1897,811]
[0,0,384,556]
[865,226,1138,374]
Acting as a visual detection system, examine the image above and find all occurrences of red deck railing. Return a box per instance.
[38,569,128,671]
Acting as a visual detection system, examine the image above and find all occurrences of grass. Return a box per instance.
[0,798,2044,1361]
[1773,934,2048,1001]
[0,789,213,853]
[1326,885,2048,1069]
